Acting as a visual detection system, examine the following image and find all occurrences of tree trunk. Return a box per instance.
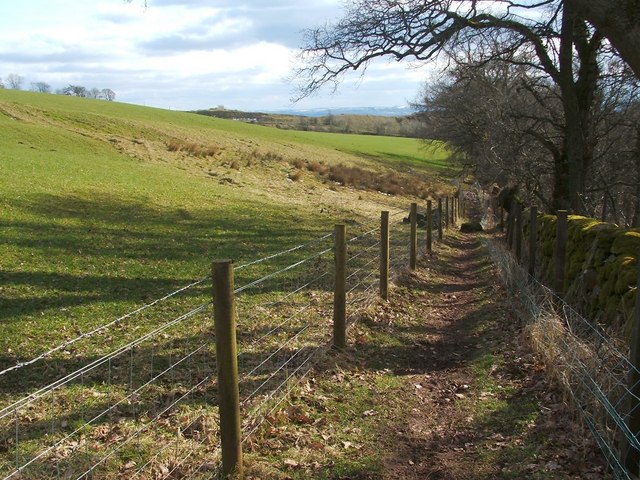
[554,4,600,213]
[566,0,640,78]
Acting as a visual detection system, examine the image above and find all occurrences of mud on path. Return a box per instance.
[245,229,609,479]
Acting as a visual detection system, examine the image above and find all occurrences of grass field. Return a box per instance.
[0,89,451,358]
[0,89,453,477]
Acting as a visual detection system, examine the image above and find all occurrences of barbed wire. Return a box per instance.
[235,232,333,271]
[1,208,413,478]
[244,301,319,349]
[129,408,220,480]
[240,345,324,444]
[0,230,339,381]
[235,247,333,295]
[2,338,213,480]
[72,374,213,480]
[241,336,314,406]
[346,226,379,244]
[259,270,330,309]
[346,241,380,265]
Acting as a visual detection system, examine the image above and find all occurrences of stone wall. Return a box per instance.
[522,212,640,338]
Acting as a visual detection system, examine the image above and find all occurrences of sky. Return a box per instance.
[0,0,431,112]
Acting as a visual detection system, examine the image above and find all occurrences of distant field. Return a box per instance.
[0,89,452,359]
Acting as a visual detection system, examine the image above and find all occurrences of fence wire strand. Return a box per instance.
[487,238,639,480]
[0,277,209,378]
[1,210,416,479]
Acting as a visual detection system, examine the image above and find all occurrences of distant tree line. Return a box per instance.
[0,73,116,101]
[195,108,426,138]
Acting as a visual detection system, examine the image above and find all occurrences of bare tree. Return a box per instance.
[101,88,116,101]
[297,0,606,213]
[6,73,24,90]
[30,82,51,93]
[416,51,560,211]
[88,88,101,99]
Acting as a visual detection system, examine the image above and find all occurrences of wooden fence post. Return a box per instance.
[451,197,455,226]
[554,210,568,296]
[333,224,347,349]
[451,197,454,225]
[438,198,443,241]
[528,206,538,277]
[426,200,433,253]
[455,196,459,223]
[410,202,417,270]
[212,260,243,479]
[445,197,450,229]
[380,211,389,301]
[625,254,640,474]
[515,202,522,262]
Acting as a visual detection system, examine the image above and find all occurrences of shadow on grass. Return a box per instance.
[0,270,211,321]
[3,192,324,263]
[0,192,338,323]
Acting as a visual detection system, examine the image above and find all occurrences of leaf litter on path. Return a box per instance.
[244,230,609,479]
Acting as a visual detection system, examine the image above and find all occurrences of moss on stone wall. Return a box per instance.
[522,211,639,339]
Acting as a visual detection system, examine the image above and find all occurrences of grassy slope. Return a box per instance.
[0,90,451,360]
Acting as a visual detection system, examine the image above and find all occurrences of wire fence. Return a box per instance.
[487,238,639,480]
[0,209,419,479]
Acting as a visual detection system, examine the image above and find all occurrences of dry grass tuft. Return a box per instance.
[290,158,306,170]
[165,139,221,157]
[289,169,303,182]
[307,161,328,175]
[304,162,431,198]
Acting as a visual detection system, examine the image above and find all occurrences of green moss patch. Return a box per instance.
[529,211,638,338]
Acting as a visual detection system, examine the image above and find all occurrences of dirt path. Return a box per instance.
[377,232,607,479]
[245,229,609,479]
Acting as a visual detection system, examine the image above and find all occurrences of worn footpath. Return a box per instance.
[245,230,609,479]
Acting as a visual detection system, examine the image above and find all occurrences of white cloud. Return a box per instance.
[0,0,431,111]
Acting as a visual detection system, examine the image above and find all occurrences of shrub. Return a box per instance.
[307,161,328,175]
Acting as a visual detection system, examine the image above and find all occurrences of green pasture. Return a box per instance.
[0,89,451,362]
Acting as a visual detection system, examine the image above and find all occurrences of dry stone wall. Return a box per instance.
[522,212,640,338]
